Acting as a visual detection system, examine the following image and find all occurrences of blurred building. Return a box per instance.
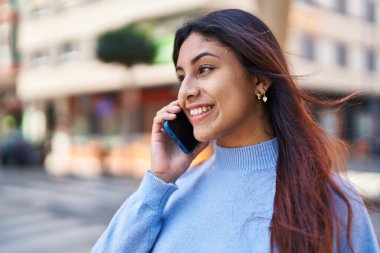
[289,0,380,157]
[0,0,20,132]
[15,0,256,176]
[14,0,380,175]
[0,0,29,165]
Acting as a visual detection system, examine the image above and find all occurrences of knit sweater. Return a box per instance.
[92,138,379,253]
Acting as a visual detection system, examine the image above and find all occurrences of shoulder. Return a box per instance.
[331,174,362,204]
[331,174,380,252]
[330,174,372,233]
[330,174,366,218]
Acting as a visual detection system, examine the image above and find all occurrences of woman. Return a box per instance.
[93,9,379,253]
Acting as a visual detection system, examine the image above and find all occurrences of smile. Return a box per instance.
[190,105,213,117]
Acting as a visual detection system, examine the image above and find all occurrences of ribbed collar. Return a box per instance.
[214,138,278,171]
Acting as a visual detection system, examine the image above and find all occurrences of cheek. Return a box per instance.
[192,84,255,141]
[192,103,236,142]
[217,89,257,128]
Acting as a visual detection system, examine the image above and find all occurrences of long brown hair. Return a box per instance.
[173,9,355,253]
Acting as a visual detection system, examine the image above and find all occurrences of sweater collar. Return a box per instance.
[214,138,278,171]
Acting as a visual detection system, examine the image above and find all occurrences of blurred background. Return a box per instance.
[0,0,379,252]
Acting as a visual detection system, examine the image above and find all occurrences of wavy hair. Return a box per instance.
[173,9,354,253]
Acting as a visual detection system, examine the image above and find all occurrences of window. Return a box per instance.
[57,0,81,11]
[69,93,122,136]
[336,42,347,67]
[300,34,316,61]
[364,0,376,23]
[335,0,347,13]
[58,42,78,63]
[365,48,377,72]
[30,50,49,67]
[296,0,316,5]
[27,0,50,18]
[355,111,373,139]
[319,110,340,138]
[56,0,100,11]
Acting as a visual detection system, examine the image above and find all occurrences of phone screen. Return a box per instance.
[163,110,199,154]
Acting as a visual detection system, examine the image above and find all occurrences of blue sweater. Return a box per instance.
[92,139,379,253]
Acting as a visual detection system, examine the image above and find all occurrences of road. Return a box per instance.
[0,167,139,253]
[0,167,379,253]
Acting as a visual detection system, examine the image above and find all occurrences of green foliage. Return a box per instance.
[153,34,174,65]
[96,23,157,67]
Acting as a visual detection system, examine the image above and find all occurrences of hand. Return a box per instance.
[150,100,209,183]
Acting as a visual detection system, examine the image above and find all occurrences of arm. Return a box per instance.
[348,198,379,253]
[91,171,177,253]
[92,101,207,252]
[334,176,380,253]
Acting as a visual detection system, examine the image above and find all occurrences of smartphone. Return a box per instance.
[163,110,199,154]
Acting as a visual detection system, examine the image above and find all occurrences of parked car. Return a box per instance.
[0,130,43,166]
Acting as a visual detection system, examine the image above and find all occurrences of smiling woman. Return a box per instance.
[175,33,272,147]
[92,9,380,253]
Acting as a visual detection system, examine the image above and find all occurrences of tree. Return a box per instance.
[96,23,156,67]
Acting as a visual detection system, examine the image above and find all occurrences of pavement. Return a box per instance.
[0,167,140,253]
[0,159,379,253]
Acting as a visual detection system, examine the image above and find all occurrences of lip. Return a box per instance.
[185,103,214,124]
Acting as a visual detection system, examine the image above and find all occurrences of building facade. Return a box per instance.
[14,0,380,175]
[0,0,28,165]
[0,0,20,132]
[289,0,380,156]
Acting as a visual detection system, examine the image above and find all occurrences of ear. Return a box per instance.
[254,75,272,93]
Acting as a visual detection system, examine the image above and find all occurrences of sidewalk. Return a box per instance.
[348,156,380,205]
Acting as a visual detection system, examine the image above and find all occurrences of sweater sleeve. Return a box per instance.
[346,196,380,253]
[91,171,177,253]
[334,177,380,253]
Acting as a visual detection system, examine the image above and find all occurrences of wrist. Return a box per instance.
[151,171,177,184]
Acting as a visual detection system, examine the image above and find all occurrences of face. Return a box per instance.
[176,33,268,147]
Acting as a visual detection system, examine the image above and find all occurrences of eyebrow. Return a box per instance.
[176,52,220,71]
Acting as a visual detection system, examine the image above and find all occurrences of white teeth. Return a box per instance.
[190,106,213,116]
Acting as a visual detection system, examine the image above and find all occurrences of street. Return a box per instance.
[0,167,379,253]
[0,167,140,253]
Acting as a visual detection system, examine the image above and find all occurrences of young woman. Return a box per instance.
[93,9,379,253]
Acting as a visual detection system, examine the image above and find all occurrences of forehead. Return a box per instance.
[177,33,228,64]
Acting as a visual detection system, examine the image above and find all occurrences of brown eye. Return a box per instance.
[198,65,214,75]
[177,75,185,83]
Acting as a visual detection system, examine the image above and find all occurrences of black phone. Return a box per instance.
[163,110,199,154]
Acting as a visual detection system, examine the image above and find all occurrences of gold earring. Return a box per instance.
[263,92,268,102]
[257,93,261,100]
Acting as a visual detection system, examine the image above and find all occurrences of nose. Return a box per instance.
[177,77,200,107]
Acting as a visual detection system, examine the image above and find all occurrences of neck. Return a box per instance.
[215,138,278,171]
[217,110,274,148]
[217,133,274,148]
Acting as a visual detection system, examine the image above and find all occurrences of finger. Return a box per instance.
[152,100,180,135]
[154,112,177,123]
[167,105,181,113]
[152,112,177,134]
[168,100,180,106]
[156,104,181,117]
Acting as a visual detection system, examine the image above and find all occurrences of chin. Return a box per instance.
[194,129,216,143]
